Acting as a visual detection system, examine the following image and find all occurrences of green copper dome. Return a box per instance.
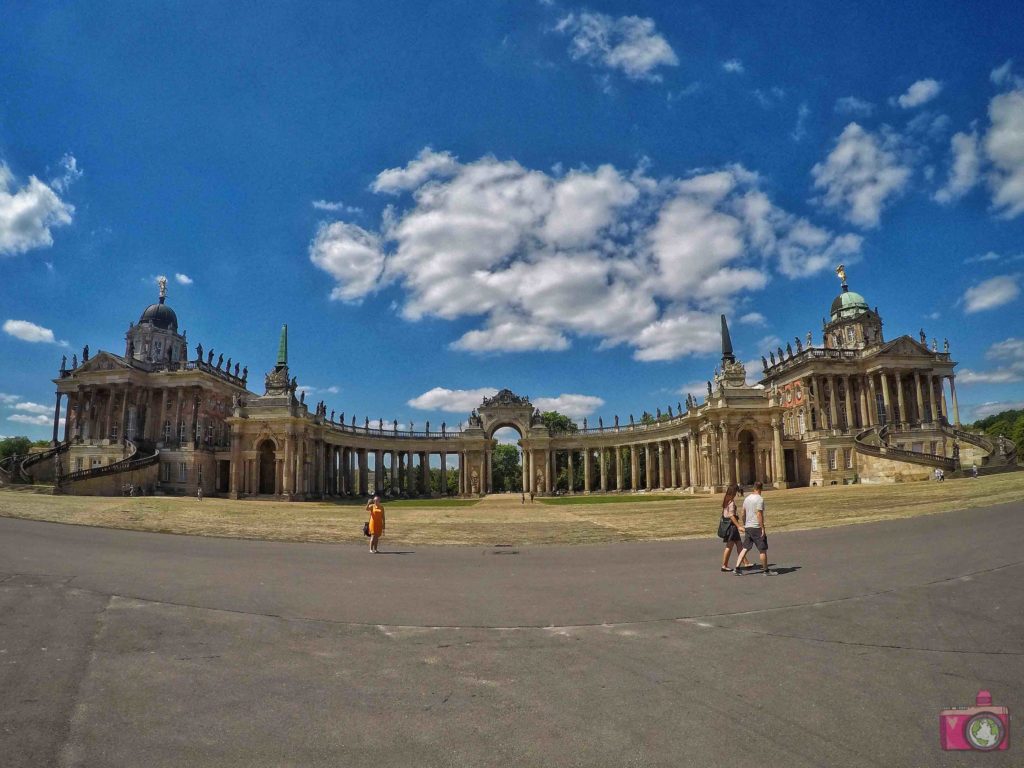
[830,286,869,320]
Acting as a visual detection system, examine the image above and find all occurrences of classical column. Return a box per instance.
[582,448,591,494]
[544,450,553,493]
[528,449,536,494]
[938,377,948,421]
[843,375,854,430]
[297,437,307,496]
[567,450,575,494]
[374,450,383,494]
[949,375,960,426]
[687,436,697,489]
[598,448,607,492]
[229,424,242,498]
[828,376,840,429]
[894,371,907,426]
[390,450,398,493]
[50,392,63,445]
[913,371,925,424]
[119,389,130,443]
[772,418,785,483]
[521,450,529,494]
[422,452,430,495]
[282,437,293,497]
[858,377,869,428]
[440,452,448,495]
[928,375,938,425]
[880,372,892,425]
[615,446,624,491]
[630,445,639,491]
[719,423,731,485]
[189,388,200,447]
[669,442,678,488]
[358,449,368,496]
[642,444,652,490]
[655,442,665,488]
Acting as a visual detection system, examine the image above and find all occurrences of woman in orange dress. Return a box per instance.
[366,495,385,553]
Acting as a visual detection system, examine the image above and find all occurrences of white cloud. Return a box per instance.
[532,393,605,418]
[3,319,66,345]
[834,96,874,118]
[984,89,1024,218]
[371,148,460,194]
[986,337,1024,374]
[963,274,1020,313]
[555,11,678,81]
[738,312,766,326]
[51,154,83,193]
[0,162,75,257]
[811,123,911,228]
[7,413,52,426]
[963,251,1002,264]
[957,368,1022,385]
[791,103,810,142]
[934,130,981,204]
[894,79,943,109]
[971,400,1024,419]
[408,387,500,412]
[312,199,362,214]
[0,393,20,404]
[677,380,710,397]
[312,150,860,360]
[12,401,49,415]
[174,273,193,285]
[308,221,385,302]
[722,59,744,74]
[990,60,1023,89]
[492,426,522,444]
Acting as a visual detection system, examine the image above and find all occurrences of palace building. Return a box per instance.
[1,268,1016,498]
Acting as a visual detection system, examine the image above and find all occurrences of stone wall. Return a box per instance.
[60,462,160,496]
[855,452,934,484]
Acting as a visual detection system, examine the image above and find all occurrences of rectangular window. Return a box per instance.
[161,462,171,482]
[930,441,937,455]
[844,449,853,469]
[828,449,837,470]
[178,462,187,482]
[163,421,171,442]
[179,422,187,442]
[111,422,119,440]
[811,452,818,471]
[197,465,203,484]
[799,412,806,434]
[75,457,83,472]
[91,457,102,468]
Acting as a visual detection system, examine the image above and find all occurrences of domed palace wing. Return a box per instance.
[11,270,1013,499]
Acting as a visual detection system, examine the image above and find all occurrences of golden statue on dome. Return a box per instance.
[835,264,847,284]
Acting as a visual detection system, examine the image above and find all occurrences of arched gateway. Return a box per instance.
[51,268,999,500]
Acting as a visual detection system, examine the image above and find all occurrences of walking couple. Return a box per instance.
[719,481,773,575]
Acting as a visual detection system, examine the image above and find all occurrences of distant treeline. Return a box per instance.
[972,408,1024,456]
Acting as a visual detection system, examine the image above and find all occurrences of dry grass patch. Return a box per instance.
[0,473,1022,546]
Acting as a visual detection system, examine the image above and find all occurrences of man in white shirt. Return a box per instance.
[735,481,772,575]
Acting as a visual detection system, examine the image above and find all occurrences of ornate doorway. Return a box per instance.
[258,440,276,494]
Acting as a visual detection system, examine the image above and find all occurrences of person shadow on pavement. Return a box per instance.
[766,565,801,575]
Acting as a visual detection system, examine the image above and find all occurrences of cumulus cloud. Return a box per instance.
[533,394,605,418]
[0,161,76,257]
[971,400,1024,419]
[7,413,52,426]
[811,123,911,227]
[984,89,1024,218]
[894,79,943,109]
[722,59,744,74]
[934,130,981,204]
[309,221,385,302]
[371,148,460,194]
[407,387,603,419]
[312,199,362,214]
[311,150,860,360]
[834,96,874,117]
[174,273,193,285]
[0,393,20,404]
[963,274,1020,313]
[12,402,50,415]
[3,319,66,345]
[957,368,1022,385]
[555,10,678,81]
[990,60,1023,89]
[964,251,1003,264]
[739,312,766,326]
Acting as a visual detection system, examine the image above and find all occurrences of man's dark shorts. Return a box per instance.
[743,527,768,552]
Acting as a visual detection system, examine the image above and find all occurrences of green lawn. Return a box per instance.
[538,494,693,505]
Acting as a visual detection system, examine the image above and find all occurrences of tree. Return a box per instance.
[541,411,577,434]
[0,436,31,461]
[491,443,522,492]
[972,408,1024,457]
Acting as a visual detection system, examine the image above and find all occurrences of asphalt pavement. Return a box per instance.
[1,501,1021,767]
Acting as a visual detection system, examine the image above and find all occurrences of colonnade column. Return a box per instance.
[894,371,907,426]
[630,446,639,491]
[828,376,840,429]
[927,375,938,425]
[949,375,960,426]
[643,445,653,490]
[772,418,785,484]
[616,447,624,492]
[669,441,678,488]
[687,435,697,489]
[866,375,878,426]
[582,449,591,494]
[599,448,608,492]
[843,375,854,430]
[858,378,870,428]
[880,372,892,425]
[719,423,731,486]
[938,377,948,422]
[440,451,447,495]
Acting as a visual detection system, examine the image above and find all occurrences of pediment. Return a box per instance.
[73,351,132,374]
[872,335,932,359]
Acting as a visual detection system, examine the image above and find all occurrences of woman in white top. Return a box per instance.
[720,483,752,572]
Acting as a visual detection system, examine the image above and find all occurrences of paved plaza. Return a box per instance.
[1,503,1021,767]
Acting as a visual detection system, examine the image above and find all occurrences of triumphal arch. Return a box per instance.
[5,267,1015,499]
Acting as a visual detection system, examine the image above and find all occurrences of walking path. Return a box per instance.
[1,504,1021,767]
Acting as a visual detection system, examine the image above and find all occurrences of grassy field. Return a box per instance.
[1,473,1022,546]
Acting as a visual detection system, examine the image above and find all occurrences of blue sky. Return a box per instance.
[3,0,1024,440]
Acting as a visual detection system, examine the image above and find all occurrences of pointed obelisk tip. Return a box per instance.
[720,314,735,363]
[277,324,288,367]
